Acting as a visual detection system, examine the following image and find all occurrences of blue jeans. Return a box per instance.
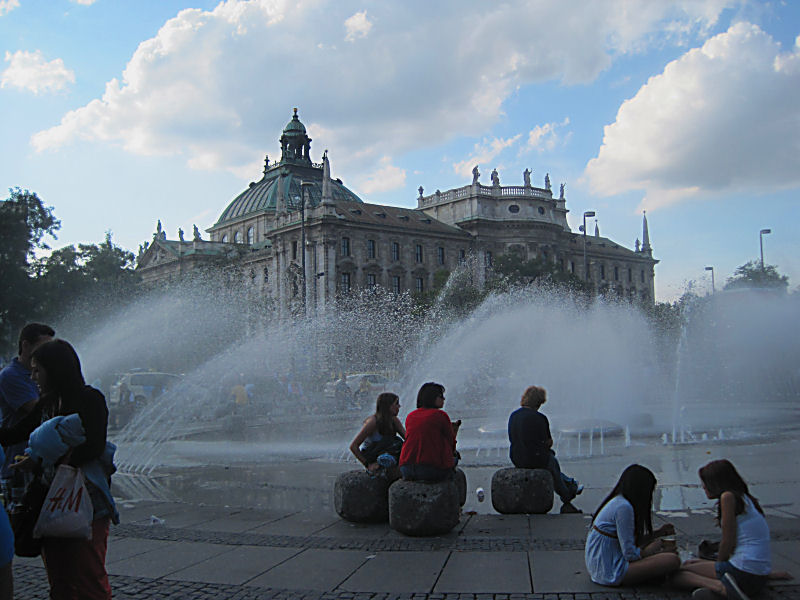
[546,453,577,503]
[716,561,768,597]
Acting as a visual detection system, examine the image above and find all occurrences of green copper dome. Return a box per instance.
[282,108,307,136]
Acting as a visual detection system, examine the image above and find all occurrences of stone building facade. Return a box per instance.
[137,110,658,311]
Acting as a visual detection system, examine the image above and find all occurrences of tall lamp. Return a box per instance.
[705,266,715,294]
[759,229,771,271]
[582,211,596,282]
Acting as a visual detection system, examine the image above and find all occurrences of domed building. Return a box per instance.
[136,109,658,312]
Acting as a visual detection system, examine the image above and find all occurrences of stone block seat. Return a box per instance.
[334,470,390,523]
[454,467,467,506]
[388,477,461,536]
[491,467,554,514]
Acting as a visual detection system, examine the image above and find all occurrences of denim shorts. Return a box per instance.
[716,561,768,597]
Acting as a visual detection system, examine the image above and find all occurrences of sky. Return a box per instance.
[1,0,799,301]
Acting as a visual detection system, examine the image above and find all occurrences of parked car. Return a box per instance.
[108,371,183,428]
[323,373,400,406]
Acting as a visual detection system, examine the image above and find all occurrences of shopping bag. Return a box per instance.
[32,464,93,539]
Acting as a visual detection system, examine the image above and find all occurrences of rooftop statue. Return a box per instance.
[178,228,185,242]
[418,186,424,198]
[559,183,565,199]
[523,168,531,187]
[491,168,500,186]
[472,165,480,185]
[193,224,202,241]
[544,173,551,191]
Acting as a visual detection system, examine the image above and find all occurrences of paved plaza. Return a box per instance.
[12,426,800,599]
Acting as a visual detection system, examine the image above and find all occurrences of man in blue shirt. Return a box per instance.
[0,323,54,506]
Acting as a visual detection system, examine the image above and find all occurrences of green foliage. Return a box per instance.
[0,189,60,349]
[490,250,589,293]
[724,260,789,292]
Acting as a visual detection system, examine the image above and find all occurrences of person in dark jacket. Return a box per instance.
[23,339,115,600]
[508,385,582,513]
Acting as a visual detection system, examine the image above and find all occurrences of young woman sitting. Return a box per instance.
[349,393,405,478]
[585,464,680,587]
[672,459,793,600]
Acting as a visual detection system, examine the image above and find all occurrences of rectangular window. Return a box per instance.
[628,268,632,282]
[640,269,645,283]
[614,266,619,281]
[459,249,466,263]
[367,273,377,286]
[415,277,424,293]
[437,247,445,265]
[391,275,401,294]
[391,242,400,261]
[340,272,351,293]
[570,261,575,274]
[341,237,350,257]
[292,240,298,260]
[367,239,376,259]
[600,264,606,280]
[415,244,423,263]
[485,251,493,267]
[558,258,564,271]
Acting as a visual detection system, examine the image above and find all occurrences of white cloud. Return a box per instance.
[344,10,372,42]
[71,0,98,5]
[584,22,800,210]
[452,135,521,178]
[1,50,76,94]
[0,0,19,16]
[30,0,734,185]
[525,117,570,152]
[355,156,406,194]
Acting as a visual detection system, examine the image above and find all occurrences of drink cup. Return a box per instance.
[662,536,677,552]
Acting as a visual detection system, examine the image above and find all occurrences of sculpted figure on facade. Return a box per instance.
[559,183,565,199]
[193,224,202,241]
[544,173,551,191]
[178,228,185,242]
[491,168,500,187]
[419,186,424,198]
[472,165,480,185]
[523,168,531,187]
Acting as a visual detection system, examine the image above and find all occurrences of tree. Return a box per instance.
[724,260,789,292]
[490,250,588,293]
[0,188,60,351]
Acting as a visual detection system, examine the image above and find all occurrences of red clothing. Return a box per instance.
[42,517,111,600]
[399,407,456,469]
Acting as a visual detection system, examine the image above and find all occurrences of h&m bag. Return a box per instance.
[32,464,93,540]
[8,475,49,557]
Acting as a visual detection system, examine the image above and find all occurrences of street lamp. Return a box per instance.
[582,211,596,283]
[759,228,771,271]
[705,266,715,294]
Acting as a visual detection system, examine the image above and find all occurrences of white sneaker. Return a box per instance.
[692,588,718,600]
[723,572,751,600]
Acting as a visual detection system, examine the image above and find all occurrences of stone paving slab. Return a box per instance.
[338,551,449,593]
[105,539,232,579]
[530,550,603,594]
[246,547,370,591]
[460,514,529,538]
[434,551,532,593]
[165,544,301,585]
[106,536,180,563]
[251,511,339,536]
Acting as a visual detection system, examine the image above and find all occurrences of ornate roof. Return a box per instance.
[213,109,363,228]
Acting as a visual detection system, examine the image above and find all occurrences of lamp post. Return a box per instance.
[759,228,771,271]
[705,266,715,294]
[582,211,596,283]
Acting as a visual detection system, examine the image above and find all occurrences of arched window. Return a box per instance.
[221,234,228,243]
[247,227,254,244]
[234,230,241,243]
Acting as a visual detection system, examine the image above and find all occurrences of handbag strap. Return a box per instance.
[592,524,618,539]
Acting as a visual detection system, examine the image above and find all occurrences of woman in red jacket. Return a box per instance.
[399,382,460,481]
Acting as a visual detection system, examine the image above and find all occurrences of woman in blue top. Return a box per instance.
[673,459,792,600]
[585,464,680,587]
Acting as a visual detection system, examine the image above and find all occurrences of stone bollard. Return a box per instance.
[491,467,554,514]
[334,470,390,523]
[389,478,460,536]
[454,468,467,506]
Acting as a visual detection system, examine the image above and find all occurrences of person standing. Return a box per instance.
[508,385,582,513]
[0,323,54,507]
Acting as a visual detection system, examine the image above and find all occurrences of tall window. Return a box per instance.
[459,249,466,263]
[221,234,228,243]
[391,275,401,294]
[415,277,424,293]
[415,244,423,263]
[628,268,632,282]
[367,239,376,259]
[437,247,445,265]
[292,240,298,260]
[614,266,619,281]
[367,273,377,286]
[233,230,241,243]
[391,242,400,261]
[640,269,645,283]
[341,237,350,257]
[485,251,493,267]
[340,272,351,293]
[570,261,575,273]
[247,227,254,244]
[600,264,606,280]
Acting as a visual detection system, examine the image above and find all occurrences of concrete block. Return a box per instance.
[388,479,460,536]
[454,467,467,506]
[491,467,554,514]
[334,470,389,523]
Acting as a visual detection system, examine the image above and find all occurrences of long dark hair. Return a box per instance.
[417,382,444,408]
[31,339,86,413]
[593,464,656,545]
[699,459,763,525]
[374,392,399,437]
